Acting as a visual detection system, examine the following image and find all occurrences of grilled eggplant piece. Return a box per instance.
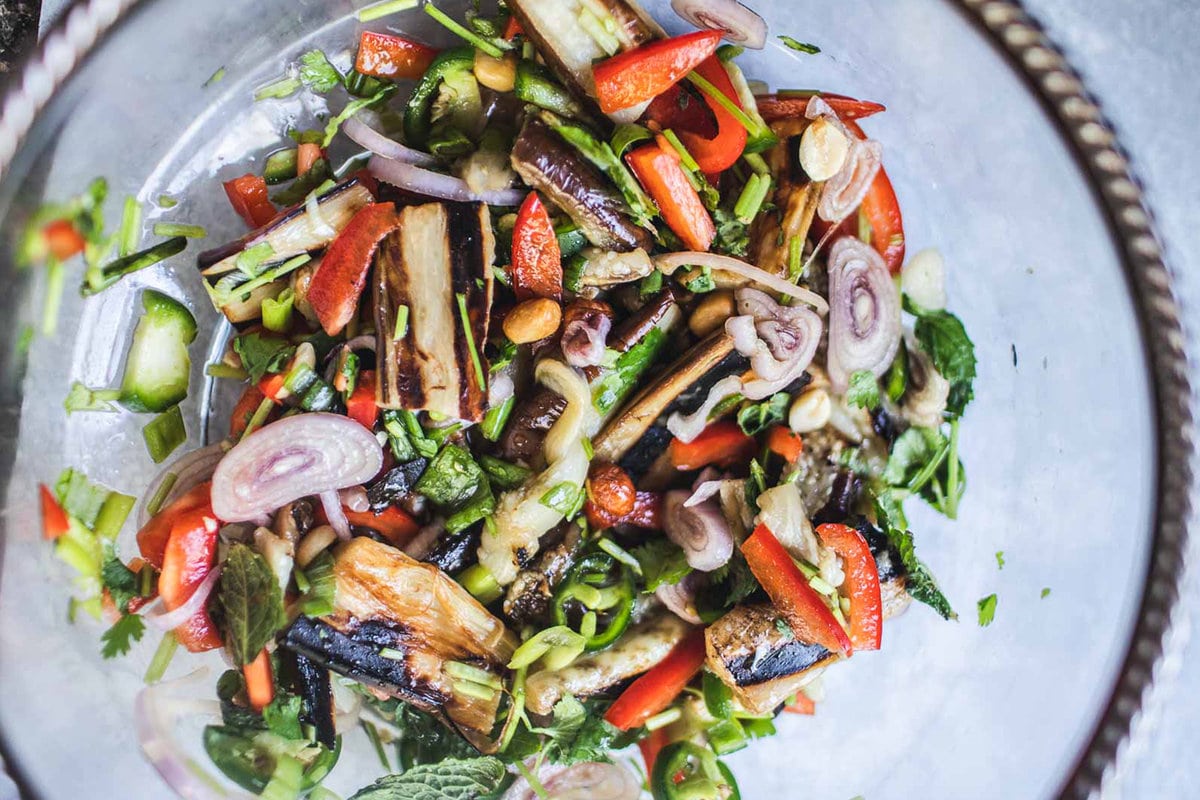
[705,603,837,716]
[750,119,821,278]
[424,528,482,576]
[508,0,663,123]
[280,538,517,751]
[281,651,336,750]
[525,612,690,715]
[502,523,582,626]
[593,330,749,472]
[512,118,653,253]
[498,387,569,463]
[366,460,429,512]
[374,202,495,421]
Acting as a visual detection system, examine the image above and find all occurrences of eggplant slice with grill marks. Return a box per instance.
[512,118,653,253]
[279,538,517,752]
[374,201,495,422]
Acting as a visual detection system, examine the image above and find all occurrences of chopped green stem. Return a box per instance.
[254,76,302,101]
[143,406,187,463]
[743,152,770,175]
[356,0,419,22]
[146,473,178,517]
[514,759,551,800]
[787,235,804,282]
[360,720,392,771]
[945,418,961,519]
[393,304,410,340]
[424,3,506,58]
[205,363,248,380]
[733,173,772,224]
[118,196,142,258]
[151,223,206,238]
[241,397,275,441]
[456,293,487,390]
[459,563,502,604]
[687,70,773,143]
[661,129,702,174]
[144,632,178,684]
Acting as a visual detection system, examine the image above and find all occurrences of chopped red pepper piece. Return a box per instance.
[604,628,707,731]
[42,219,86,261]
[755,92,886,124]
[307,203,400,335]
[136,481,214,570]
[672,56,747,174]
[765,425,805,462]
[784,692,816,715]
[502,15,524,40]
[742,524,852,656]
[355,30,439,80]
[342,505,419,547]
[626,142,715,252]
[816,523,883,651]
[638,727,671,774]
[223,174,277,229]
[229,384,267,439]
[346,370,379,430]
[511,192,562,301]
[40,484,69,540]
[258,373,288,403]
[668,421,755,471]
[158,503,222,652]
[243,648,275,711]
[593,30,723,114]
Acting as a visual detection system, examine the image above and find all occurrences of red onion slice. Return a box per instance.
[368,155,527,206]
[654,252,829,315]
[503,761,642,800]
[338,485,370,513]
[826,237,902,392]
[321,490,352,541]
[137,443,226,527]
[562,314,612,368]
[671,0,768,49]
[729,287,823,399]
[657,573,703,624]
[139,565,222,632]
[211,413,384,522]
[343,114,438,167]
[818,138,883,224]
[664,490,735,572]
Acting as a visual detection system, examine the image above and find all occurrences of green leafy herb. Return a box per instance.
[778,36,821,54]
[324,85,398,146]
[64,382,121,413]
[846,370,881,410]
[263,692,305,740]
[100,613,146,658]
[995,551,1006,570]
[711,206,750,257]
[905,297,977,418]
[531,696,629,766]
[745,458,767,512]
[348,757,506,800]
[478,454,532,491]
[874,497,956,620]
[882,426,964,516]
[233,332,295,383]
[736,392,789,436]
[100,551,140,613]
[540,482,585,518]
[415,445,485,508]
[977,594,998,627]
[1041,587,1051,599]
[632,539,693,592]
[299,50,342,93]
[218,544,286,665]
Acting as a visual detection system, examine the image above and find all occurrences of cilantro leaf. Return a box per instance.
[995,551,1006,570]
[712,206,750,257]
[533,697,631,766]
[298,50,342,93]
[906,297,977,418]
[233,332,295,383]
[217,544,286,665]
[882,427,964,516]
[101,613,146,658]
[874,504,956,620]
[736,392,789,436]
[100,550,140,613]
[263,691,304,740]
[846,370,881,410]
[632,539,692,592]
[977,594,998,627]
[348,757,506,800]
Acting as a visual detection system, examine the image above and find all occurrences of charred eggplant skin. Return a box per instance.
[282,650,337,750]
[367,460,429,511]
[512,118,652,253]
[724,638,831,687]
[424,528,483,575]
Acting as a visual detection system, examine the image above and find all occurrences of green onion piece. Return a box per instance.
[93,492,135,539]
[144,632,178,684]
[644,707,682,731]
[379,647,405,661]
[424,2,506,59]
[394,303,410,339]
[596,538,643,576]
[210,253,310,308]
[143,406,187,464]
[453,679,498,701]
[787,235,804,282]
[151,222,206,239]
[945,418,962,519]
[507,625,586,670]
[156,194,178,209]
[146,473,178,517]
[581,436,594,460]
[455,293,487,390]
[241,397,275,441]
[446,661,503,690]
[254,76,302,101]
[744,152,770,175]
[481,395,515,442]
[236,241,276,277]
[356,0,419,22]
[43,258,65,335]
[205,362,248,380]
[81,237,188,296]
[687,70,774,143]
[204,66,227,87]
[262,287,295,333]
[117,196,142,258]
[578,7,621,55]
[293,566,311,594]
[734,173,773,224]
[459,563,502,604]
[139,563,155,597]
[361,721,392,772]
[661,129,702,175]
[539,481,583,517]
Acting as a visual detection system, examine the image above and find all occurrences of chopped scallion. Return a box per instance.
[455,293,487,390]
[577,6,621,55]
[262,288,295,333]
[379,647,405,661]
[744,152,770,175]
[144,632,178,684]
[644,707,682,731]
[254,76,302,101]
[205,362,249,380]
[787,235,804,282]
[596,538,643,576]
[394,304,410,339]
[356,0,419,22]
[661,129,702,174]
[733,173,772,224]
[151,222,206,239]
[43,258,65,335]
[459,563,502,604]
[241,397,275,440]
[424,2,507,59]
[778,36,821,55]
[445,661,503,690]
[118,196,142,258]
[204,66,226,87]
[143,406,186,463]
[687,70,776,146]
[156,194,177,209]
[146,473,178,517]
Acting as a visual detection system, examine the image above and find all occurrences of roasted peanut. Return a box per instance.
[789,387,833,433]
[798,116,850,182]
[688,290,736,338]
[503,297,563,344]
[474,50,518,93]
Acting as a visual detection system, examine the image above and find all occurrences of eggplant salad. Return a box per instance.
[28,0,978,798]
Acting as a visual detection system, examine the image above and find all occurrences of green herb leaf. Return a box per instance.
[778,36,820,54]
[299,50,342,93]
[995,551,1006,570]
[1041,587,1051,599]
[906,298,977,418]
[101,613,146,658]
[874,497,956,620]
[100,550,140,612]
[632,539,693,592]
[233,332,295,383]
[348,757,506,800]
[736,392,789,436]
[977,593,998,627]
[218,544,286,665]
[531,696,629,766]
[263,692,304,740]
[846,370,881,410]
[711,206,750,257]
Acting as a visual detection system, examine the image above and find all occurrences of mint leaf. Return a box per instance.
[233,332,295,383]
[632,539,692,592]
[736,392,789,435]
[349,757,506,800]
[846,370,881,410]
[101,613,145,658]
[977,594,998,627]
[299,50,341,93]
[415,445,486,508]
[533,696,630,766]
[218,544,286,665]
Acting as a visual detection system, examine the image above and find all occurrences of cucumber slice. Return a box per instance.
[119,290,197,413]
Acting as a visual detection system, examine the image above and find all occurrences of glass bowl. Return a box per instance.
[0,1,1190,798]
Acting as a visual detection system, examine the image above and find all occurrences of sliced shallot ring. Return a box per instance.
[137,443,226,527]
[825,237,902,392]
[343,114,438,167]
[321,490,352,541]
[368,154,526,206]
[654,252,829,315]
[670,0,768,49]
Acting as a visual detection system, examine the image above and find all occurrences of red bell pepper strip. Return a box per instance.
[243,648,275,712]
[672,57,747,174]
[784,692,816,715]
[593,30,723,114]
[346,370,379,430]
[229,384,267,439]
[158,503,222,652]
[815,523,883,651]
[668,421,755,471]
[136,481,214,569]
[42,219,86,261]
[355,30,439,80]
[258,373,288,403]
[223,174,277,229]
[765,425,805,462]
[626,143,716,252]
[342,505,420,546]
[742,524,852,656]
[511,192,562,301]
[604,628,707,731]
[296,142,322,177]
[40,484,70,540]
[755,92,886,124]
[307,203,400,335]
[639,727,671,775]
[502,16,524,41]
